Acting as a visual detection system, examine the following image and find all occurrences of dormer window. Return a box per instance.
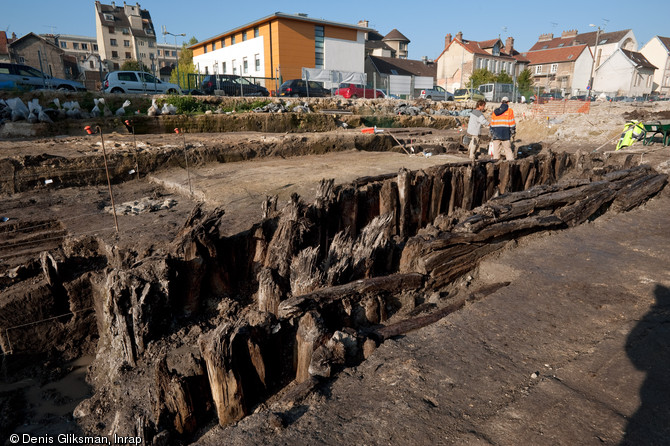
[104,13,114,21]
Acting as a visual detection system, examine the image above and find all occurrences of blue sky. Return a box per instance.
[4,0,669,58]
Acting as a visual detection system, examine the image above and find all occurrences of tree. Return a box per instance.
[121,59,150,72]
[170,36,198,89]
[516,68,534,98]
[467,68,496,88]
[495,71,513,84]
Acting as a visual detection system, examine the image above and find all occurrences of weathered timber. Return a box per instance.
[369,281,511,340]
[198,324,246,427]
[612,173,668,212]
[290,246,323,297]
[337,186,358,238]
[397,168,412,238]
[295,311,327,383]
[461,165,475,211]
[257,267,283,314]
[555,188,617,226]
[429,241,508,289]
[264,195,304,279]
[278,273,425,319]
[379,179,399,236]
[154,355,207,435]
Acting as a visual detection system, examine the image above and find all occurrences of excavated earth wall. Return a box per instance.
[1,146,666,444]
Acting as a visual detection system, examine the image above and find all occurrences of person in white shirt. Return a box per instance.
[467,100,489,161]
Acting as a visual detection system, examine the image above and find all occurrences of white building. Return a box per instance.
[593,49,656,97]
[639,36,670,95]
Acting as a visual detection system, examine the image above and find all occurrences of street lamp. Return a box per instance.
[162,27,186,88]
[587,24,601,99]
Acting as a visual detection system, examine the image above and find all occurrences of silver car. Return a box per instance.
[0,62,86,91]
[102,71,181,94]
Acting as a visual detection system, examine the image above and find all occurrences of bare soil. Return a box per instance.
[1,98,670,445]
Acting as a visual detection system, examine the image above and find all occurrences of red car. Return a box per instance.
[335,83,383,99]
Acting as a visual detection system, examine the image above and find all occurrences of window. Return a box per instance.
[550,63,558,73]
[18,56,25,63]
[242,31,247,41]
[254,27,259,38]
[60,41,67,49]
[243,57,248,74]
[82,43,88,50]
[104,13,114,21]
[157,50,161,56]
[125,52,131,59]
[221,39,225,48]
[110,39,117,46]
[109,26,115,33]
[315,25,324,68]
[205,66,209,74]
[124,40,130,47]
[212,42,216,51]
[112,51,119,59]
[122,28,130,35]
[139,41,145,46]
[93,44,98,51]
[118,72,137,81]
[113,63,119,70]
[89,61,94,69]
[255,54,260,72]
[223,62,227,73]
[72,42,79,50]
[145,28,154,35]
[231,35,236,44]
[232,59,237,74]
[204,46,207,54]
[149,41,155,48]
[647,75,652,88]
[172,51,176,57]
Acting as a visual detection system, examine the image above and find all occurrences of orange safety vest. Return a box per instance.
[490,106,516,140]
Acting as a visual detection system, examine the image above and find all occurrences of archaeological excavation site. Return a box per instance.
[1,93,670,445]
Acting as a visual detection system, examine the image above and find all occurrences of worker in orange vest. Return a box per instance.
[489,96,516,160]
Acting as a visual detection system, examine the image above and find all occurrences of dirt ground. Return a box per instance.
[1,98,670,445]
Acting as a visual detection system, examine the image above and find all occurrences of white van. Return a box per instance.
[478,83,519,102]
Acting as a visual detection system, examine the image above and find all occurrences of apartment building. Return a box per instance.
[523,45,592,95]
[435,32,529,91]
[191,12,368,91]
[94,1,159,71]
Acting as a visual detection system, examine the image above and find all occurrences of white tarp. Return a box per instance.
[414,76,434,90]
[302,68,366,88]
[389,75,412,95]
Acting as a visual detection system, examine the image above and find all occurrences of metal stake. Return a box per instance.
[125,120,141,180]
[175,128,193,195]
[86,125,119,233]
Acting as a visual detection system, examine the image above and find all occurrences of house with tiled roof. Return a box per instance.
[8,33,80,80]
[522,45,592,96]
[358,21,410,59]
[0,31,16,62]
[593,48,656,97]
[528,29,637,74]
[435,32,529,91]
[640,36,670,95]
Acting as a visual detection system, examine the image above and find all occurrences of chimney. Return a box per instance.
[455,31,463,42]
[505,36,514,54]
[538,33,554,42]
[445,33,452,48]
[422,56,428,64]
[561,29,578,39]
[358,20,369,28]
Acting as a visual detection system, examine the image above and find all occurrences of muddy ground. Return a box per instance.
[1,97,669,445]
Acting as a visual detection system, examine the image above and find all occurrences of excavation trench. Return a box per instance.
[0,149,667,443]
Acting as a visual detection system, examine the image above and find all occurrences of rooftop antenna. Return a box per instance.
[602,18,609,30]
[43,25,57,35]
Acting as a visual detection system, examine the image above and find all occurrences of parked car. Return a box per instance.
[540,92,564,100]
[278,79,330,97]
[102,71,181,94]
[418,86,454,101]
[0,62,86,91]
[453,88,485,102]
[335,83,382,99]
[200,74,269,96]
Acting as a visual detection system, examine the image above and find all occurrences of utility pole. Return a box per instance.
[587,24,601,99]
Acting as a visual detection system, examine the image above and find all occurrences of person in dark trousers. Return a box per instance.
[489,96,516,160]
[467,99,488,161]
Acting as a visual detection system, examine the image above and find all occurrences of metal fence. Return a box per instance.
[179,73,281,96]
